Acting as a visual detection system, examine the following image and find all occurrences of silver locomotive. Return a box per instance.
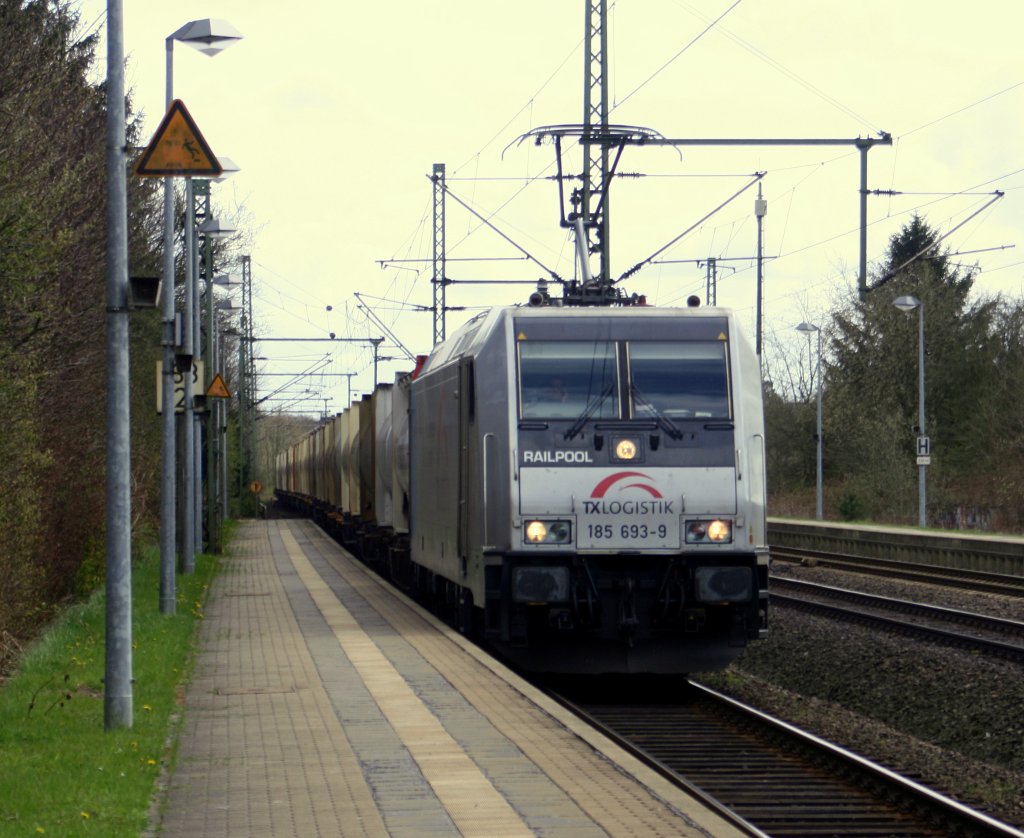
[277,302,768,674]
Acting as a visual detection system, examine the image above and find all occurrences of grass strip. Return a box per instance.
[0,540,221,836]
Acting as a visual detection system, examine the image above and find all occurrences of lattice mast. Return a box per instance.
[582,0,611,284]
[431,163,447,345]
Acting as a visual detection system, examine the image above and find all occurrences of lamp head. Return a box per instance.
[172,19,243,57]
[199,217,237,240]
[212,156,241,183]
[893,295,921,313]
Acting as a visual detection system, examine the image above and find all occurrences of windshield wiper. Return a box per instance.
[564,383,615,441]
[630,384,684,440]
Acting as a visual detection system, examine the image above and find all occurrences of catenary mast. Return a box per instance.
[582,0,610,284]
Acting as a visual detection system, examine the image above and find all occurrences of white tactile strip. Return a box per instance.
[286,525,609,837]
[156,522,390,837]
[159,519,742,837]
[287,520,740,838]
[277,524,535,837]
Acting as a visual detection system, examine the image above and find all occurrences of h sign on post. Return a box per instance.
[916,435,931,465]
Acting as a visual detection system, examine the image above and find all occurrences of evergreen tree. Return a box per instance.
[824,214,999,522]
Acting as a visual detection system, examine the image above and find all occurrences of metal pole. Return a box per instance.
[814,328,823,520]
[858,141,869,301]
[192,194,203,556]
[244,255,255,512]
[432,163,446,345]
[372,339,383,387]
[104,0,132,729]
[238,320,246,508]
[182,177,196,574]
[202,186,218,552]
[755,185,767,358]
[917,303,927,527]
[220,330,229,518]
[241,255,252,514]
[159,35,177,614]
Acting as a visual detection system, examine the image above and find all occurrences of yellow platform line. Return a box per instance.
[280,526,534,838]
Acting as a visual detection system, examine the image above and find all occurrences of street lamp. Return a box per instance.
[198,217,237,239]
[214,272,243,288]
[172,19,243,57]
[212,156,241,183]
[893,295,927,527]
[796,322,823,520]
[161,18,242,602]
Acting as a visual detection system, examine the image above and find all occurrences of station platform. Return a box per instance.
[152,519,745,837]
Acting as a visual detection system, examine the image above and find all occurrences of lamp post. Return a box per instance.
[199,216,237,554]
[215,274,243,517]
[161,18,241,603]
[894,295,927,527]
[216,299,242,519]
[796,322,823,520]
[104,0,131,729]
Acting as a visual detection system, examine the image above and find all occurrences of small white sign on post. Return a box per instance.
[155,360,204,414]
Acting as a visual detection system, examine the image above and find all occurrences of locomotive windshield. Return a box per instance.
[517,338,731,421]
[628,341,731,419]
[518,341,619,419]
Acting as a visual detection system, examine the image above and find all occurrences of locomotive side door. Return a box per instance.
[457,358,476,573]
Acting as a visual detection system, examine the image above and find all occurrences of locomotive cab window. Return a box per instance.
[627,341,732,419]
[518,341,619,419]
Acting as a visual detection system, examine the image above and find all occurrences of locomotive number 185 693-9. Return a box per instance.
[586,523,669,540]
[578,513,679,549]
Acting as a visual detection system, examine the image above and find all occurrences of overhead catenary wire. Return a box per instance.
[669,0,884,134]
[618,172,765,282]
[613,0,744,112]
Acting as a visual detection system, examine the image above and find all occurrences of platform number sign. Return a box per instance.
[155,360,204,414]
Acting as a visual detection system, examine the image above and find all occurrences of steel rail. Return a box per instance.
[556,681,1024,837]
[771,576,1024,639]
[771,546,1024,597]
[771,589,1024,664]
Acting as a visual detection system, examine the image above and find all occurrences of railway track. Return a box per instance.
[770,576,1024,664]
[555,679,1023,837]
[771,545,1024,597]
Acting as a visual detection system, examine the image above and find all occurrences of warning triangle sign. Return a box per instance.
[135,99,223,178]
[206,374,232,399]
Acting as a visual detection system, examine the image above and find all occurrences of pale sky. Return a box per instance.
[83,0,1024,415]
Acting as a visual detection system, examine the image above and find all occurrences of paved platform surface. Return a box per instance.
[151,519,745,837]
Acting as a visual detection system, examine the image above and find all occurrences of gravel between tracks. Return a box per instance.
[699,561,1024,830]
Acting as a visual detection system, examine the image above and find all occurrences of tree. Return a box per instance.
[824,214,1000,523]
[0,0,165,665]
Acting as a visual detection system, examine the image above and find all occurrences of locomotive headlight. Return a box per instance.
[707,520,731,542]
[525,520,548,543]
[524,519,572,545]
[686,519,733,544]
[613,437,639,461]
